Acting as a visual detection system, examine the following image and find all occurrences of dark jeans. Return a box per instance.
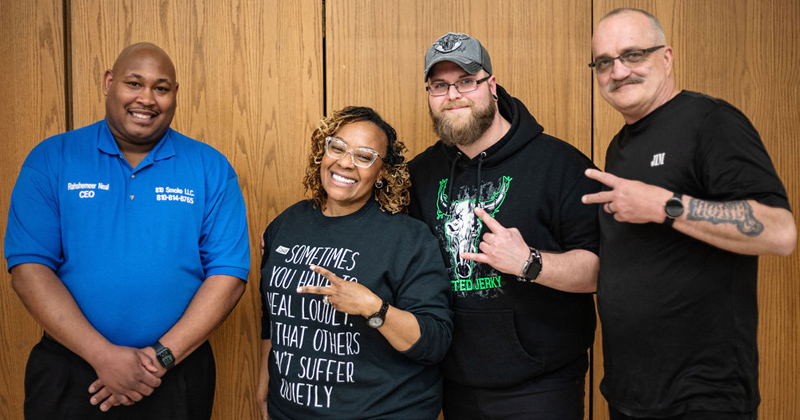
[442,374,585,420]
[610,406,758,420]
[24,335,216,420]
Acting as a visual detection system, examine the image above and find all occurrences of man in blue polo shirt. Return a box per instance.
[4,43,250,419]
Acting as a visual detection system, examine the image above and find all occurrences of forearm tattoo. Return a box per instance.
[687,199,764,236]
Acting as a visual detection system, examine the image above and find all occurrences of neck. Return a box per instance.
[624,82,680,125]
[321,197,370,217]
[457,113,511,159]
[116,141,157,169]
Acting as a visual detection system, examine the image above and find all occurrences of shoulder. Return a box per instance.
[409,141,447,170]
[24,121,105,167]
[675,91,749,121]
[269,200,314,226]
[166,130,239,179]
[529,133,595,170]
[372,208,437,241]
[168,129,229,158]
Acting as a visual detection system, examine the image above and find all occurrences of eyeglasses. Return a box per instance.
[426,75,491,97]
[588,45,665,73]
[325,136,385,168]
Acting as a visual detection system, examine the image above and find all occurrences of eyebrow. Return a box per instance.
[429,74,479,83]
[128,73,174,86]
[594,46,648,59]
[331,137,380,152]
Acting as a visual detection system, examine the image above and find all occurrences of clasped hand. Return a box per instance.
[87,345,164,411]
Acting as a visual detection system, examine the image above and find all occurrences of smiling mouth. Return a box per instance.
[130,111,157,120]
[331,172,356,184]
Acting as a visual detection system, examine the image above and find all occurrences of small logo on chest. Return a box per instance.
[650,152,666,167]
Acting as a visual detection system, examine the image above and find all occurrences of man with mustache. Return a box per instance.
[407,32,601,419]
[583,9,796,420]
[4,43,250,419]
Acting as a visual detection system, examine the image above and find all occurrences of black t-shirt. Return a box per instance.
[598,91,791,417]
[260,199,453,420]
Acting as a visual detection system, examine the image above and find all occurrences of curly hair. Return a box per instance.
[302,106,411,214]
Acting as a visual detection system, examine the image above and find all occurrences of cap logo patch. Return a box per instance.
[434,33,469,53]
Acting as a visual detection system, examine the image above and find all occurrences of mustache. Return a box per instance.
[440,100,473,111]
[608,76,645,92]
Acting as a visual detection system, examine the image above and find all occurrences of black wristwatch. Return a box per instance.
[366,299,389,329]
[664,193,684,227]
[151,341,175,370]
[518,247,543,282]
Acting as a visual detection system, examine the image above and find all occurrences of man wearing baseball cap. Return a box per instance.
[407,32,601,419]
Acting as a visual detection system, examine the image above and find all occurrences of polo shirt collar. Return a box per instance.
[98,117,177,162]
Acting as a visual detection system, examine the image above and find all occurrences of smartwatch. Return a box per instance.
[518,247,543,282]
[664,193,684,227]
[366,299,389,329]
[151,341,175,370]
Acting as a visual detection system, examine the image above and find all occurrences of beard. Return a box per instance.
[429,96,496,148]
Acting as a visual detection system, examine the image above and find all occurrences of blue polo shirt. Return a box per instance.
[5,119,250,347]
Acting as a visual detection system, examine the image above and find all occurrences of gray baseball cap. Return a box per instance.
[424,32,492,81]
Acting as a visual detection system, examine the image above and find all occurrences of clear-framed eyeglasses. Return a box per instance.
[588,45,665,73]
[325,136,385,168]
[426,75,491,97]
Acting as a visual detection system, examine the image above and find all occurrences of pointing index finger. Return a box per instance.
[474,207,506,233]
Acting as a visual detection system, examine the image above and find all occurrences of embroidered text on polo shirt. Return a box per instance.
[154,185,196,204]
[68,182,110,198]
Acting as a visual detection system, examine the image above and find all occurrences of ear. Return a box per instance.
[488,75,498,99]
[663,46,675,76]
[102,70,113,96]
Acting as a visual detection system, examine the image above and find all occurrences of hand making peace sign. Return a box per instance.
[296,265,383,318]
[581,168,672,224]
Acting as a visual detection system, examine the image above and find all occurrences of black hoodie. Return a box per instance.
[408,85,600,388]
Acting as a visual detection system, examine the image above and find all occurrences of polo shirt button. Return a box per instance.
[130,195,135,200]
[131,174,135,178]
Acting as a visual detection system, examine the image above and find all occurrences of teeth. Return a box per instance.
[131,112,153,119]
[332,173,356,184]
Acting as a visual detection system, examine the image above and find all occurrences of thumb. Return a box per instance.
[139,352,160,373]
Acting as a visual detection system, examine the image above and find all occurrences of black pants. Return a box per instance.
[24,335,216,420]
[610,406,758,420]
[442,374,585,420]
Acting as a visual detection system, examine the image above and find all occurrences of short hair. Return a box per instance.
[600,8,667,45]
[303,106,410,214]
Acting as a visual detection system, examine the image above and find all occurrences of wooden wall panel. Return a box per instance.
[326,0,593,158]
[0,1,66,419]
[591,1,800,420]
[65,1,323,419]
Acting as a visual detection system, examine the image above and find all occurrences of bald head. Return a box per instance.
[596,8,666,47]
[112,42,176,81]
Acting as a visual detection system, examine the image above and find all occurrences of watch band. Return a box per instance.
[367,299,389,329]
[151,341,175,370]
[664,193,684,227]
[518,247,543,282]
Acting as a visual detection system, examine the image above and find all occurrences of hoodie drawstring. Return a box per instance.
[476,152,487,207]
[447,152,462,202]
[447,151,487,207]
